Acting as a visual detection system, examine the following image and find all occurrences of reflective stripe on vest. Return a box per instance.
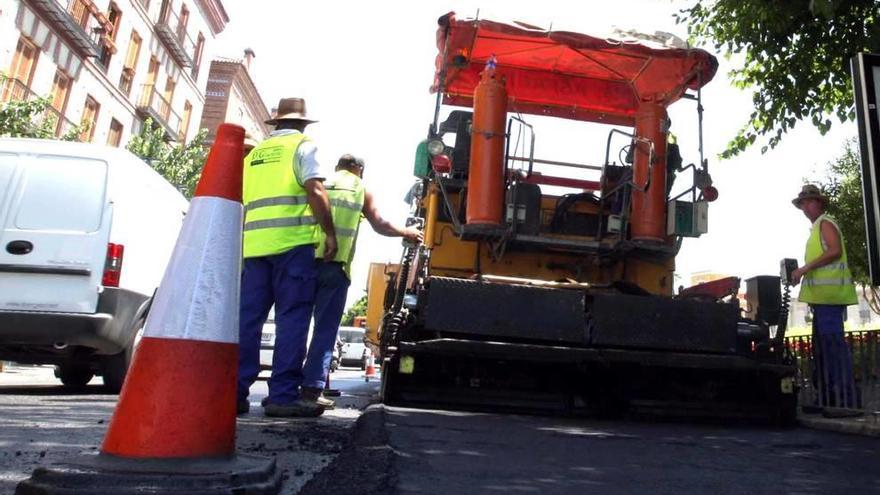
[798,214,858,305]
[242,132,318,258]
[316,170,365,278]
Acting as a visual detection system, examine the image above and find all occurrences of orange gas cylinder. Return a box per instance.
[631,102,669,241]
[466,63,507,226]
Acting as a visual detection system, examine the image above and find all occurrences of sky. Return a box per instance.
[213,1,858,306]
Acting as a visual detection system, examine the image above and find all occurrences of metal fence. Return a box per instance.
[784,329,880,413]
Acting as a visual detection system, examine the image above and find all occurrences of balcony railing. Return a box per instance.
[154,7,196,67]
[23,0,104,58]
[136,83,182,140]
[785,329,880,414]
[0,77,78,138]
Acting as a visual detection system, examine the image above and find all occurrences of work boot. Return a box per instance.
[237,399,250,415]
[301,386,335,410]
[263,400,324,418]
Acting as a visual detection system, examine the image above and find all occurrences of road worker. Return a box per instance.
[790,184,859,410]
[237,97,337,418]
[299,154,422,409]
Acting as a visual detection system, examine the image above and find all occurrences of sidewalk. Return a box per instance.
[798,409,880,437]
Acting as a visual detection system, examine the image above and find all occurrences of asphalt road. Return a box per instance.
[0,363,379,494]
[4,365,879,495]
[392,407,880,494]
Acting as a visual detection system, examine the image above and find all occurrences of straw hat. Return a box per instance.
[791,184,829,208]
[265,97,317,125]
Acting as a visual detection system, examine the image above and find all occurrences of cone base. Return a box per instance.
[15,453,281,495]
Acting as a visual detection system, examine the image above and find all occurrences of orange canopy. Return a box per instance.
[433,12,718,127]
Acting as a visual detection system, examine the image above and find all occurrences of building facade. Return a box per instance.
[199,49,270,146]
[0,0,228,147]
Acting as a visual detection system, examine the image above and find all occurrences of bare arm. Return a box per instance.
[304,178,337,260]
[791,220,843,284]
[362,189,422,242]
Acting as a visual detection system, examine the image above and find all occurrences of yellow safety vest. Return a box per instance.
[242,132,319,258]
[315,170,365,278]
[799,214,858,305]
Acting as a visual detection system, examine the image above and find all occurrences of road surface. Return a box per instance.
[0,363,379,494]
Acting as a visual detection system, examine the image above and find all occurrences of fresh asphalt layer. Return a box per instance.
[306,404,880,495]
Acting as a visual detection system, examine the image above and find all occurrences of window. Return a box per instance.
[81,96,100,142]
[68,0,90,29]
[107,119,124,147]
[191,33,205,79]
[3,36,39,101]
[98,4,123,69]
[159,0,171,23]
[179,100,192,141]
[48,70,72,135]
[177,5,189,43]
[119,30,141,96]
[49,70,71,113]
[161,76,175,120]
[146,56,160,86]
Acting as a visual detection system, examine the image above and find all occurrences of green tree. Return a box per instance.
[126,118,208,198]
[341,295,368,326]
[814,139,880,312]
[676,0,880,158]
[0,75,86,141]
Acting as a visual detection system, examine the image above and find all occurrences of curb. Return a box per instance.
[798,412,880,438]
[299,404,396,494]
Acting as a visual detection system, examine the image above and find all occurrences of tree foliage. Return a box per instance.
[341,295,368,326]
[676,0,880,158]
[126,118,208,198]
[0,75,86,141]
[814,139,880,311]
[816,139,868,283]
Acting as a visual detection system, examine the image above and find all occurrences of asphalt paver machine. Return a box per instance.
[378,12,797,421]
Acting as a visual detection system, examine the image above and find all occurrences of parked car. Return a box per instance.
[259,312,275,372]
[259,314,341,374]
[0,139,188,392]
[338,326,368,369]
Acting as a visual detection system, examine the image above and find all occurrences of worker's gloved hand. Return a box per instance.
[403,228,424,244]
[323,234,338,261]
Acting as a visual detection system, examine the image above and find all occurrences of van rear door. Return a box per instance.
[0,151,112,314]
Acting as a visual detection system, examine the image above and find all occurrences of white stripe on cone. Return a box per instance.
[144,196,243,344]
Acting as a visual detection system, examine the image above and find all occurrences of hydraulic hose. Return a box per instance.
[776,282,792,343]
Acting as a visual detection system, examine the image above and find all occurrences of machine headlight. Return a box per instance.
[427,139,445,156]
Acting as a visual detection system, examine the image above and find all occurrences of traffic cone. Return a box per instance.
[364,354,377,382]
[16,124,281,494]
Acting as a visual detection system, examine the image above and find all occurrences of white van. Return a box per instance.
[0,138,188,391]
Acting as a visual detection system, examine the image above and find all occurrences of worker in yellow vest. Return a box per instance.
[237,98,337,418]
[790,184,859,410]
[299,155,422,409]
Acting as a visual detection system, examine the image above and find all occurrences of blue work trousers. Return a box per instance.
[238,245,317,406]
[811,304,858,408]
[302,261,350,389]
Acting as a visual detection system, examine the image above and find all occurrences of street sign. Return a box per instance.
[851,53,880,286]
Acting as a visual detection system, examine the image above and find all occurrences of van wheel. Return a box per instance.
[102,324,141,394]
[102,341,134,394]
[57,365,94,388]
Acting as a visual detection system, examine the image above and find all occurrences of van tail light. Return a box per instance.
[102,243,125,287]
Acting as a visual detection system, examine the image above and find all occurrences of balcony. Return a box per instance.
[0,77,79,138]
[154,7,196,68]
[136,83,182,141]
[23,0,104,58]
[1,77,79,138]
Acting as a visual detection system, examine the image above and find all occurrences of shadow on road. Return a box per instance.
[0,384,112,396]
